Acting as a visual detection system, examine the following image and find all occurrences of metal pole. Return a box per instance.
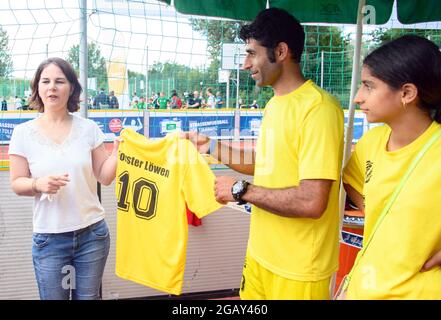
[145,46,148,99]
[332,0,366,298]
[226,71,230,109]
[236,56,240,109]
[80,1,100,298]
[345,0,365,162]
[79,0,88,118]
[320,50,324,88]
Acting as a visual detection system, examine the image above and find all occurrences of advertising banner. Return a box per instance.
[88,111,144,142]
[0,113,38,144]
[345,112,368,143]
[148,111,235,139]
[1,110,370,144]
[341,230,363,249]
[239,111,263,139]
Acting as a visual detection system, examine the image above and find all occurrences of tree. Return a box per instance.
[302,26,351,106]
[147,61,206,96]
[127,70,146,98]
[191,19,260,107]
[370,28,441,47]
[190,19,350,108]
[190,19,247,66]
[304,25,350,54]
[0,26,13,78]
[66,42,107,91]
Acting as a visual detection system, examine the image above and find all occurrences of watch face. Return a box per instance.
[232,181,243,194]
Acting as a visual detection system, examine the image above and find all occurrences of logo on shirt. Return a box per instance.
[365,160,373,183]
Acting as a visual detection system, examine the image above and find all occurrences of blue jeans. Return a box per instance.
[32,219,110,300]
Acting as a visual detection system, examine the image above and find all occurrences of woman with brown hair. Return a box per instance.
[8,57,120,300]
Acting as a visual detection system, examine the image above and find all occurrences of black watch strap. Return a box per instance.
[232,180,249,205]
[236,198,247,205]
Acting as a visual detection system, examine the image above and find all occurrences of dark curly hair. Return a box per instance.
[29,57,82,112]
[239,8,305,63]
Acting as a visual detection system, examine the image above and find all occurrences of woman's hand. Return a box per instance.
[180,131,210,153]
[35,174,70,194]
[111,136,123,157]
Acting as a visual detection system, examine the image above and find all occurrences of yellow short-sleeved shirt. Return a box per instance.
[115,129,222,295]
[343,122,441,299]
[250,80,344,281]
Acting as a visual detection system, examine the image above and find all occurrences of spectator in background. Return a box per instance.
[131,92,139,105]
[26,95,34,110]
[108,90,119,109]
[238,97,247,109]
[152,92,160,109]
[131,98,139,109]
[21,97,29,111]
[182,92,191,109]
[1,97,8,111]
[157,92,169,110]
[147,97,155,109]
[215,91,224,109]
[88,96,94,109]
[187,91,202,109]
[137,97,147,109]
[205,88,216,109]
[250,100,259,109]
[170,91,182,109]
[93,88,110,109]
[15,96,22,110]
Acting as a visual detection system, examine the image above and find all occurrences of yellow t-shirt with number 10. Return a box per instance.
[115,129,222,295]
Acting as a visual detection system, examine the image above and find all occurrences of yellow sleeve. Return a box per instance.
[342,143,365,195]
[298,103,344,181]
[182,141,223,218]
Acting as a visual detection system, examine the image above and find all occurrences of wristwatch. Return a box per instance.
[231,180,250,205]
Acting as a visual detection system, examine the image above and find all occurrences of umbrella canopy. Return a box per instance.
[159,0,441,24]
